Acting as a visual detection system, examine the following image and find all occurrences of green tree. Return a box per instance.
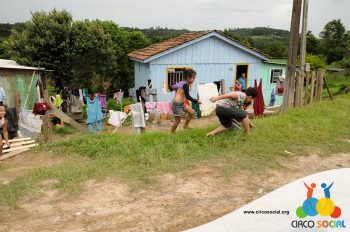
[320,19,349,63]
[306,31,321,55]
[4,10,72,87]
[67,20,116,88]
[263,41,288,58]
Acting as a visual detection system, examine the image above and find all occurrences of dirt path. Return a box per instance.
[1,152,349,232]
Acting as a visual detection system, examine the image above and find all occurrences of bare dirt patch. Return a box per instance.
[1,152,349,232]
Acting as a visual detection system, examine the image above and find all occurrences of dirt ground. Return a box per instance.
[1,149,350,232]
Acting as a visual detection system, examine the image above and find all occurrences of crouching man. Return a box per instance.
[206,87,257,136]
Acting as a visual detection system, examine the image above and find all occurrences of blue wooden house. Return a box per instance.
[128,31,286,106]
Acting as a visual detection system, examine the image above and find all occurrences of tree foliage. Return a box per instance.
[320,19,350,63]
[3,10,150,92]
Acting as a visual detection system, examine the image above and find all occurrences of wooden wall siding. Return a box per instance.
[146,36,263,102]
[134,62,150,89]
[260,63,287,106]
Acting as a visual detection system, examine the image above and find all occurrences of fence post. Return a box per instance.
[317,69,324,101]
[300,71,305,106]
[305,72,310,105]
[310,71,315,104]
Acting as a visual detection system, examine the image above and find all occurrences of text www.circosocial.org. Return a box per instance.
[243,210,290,215]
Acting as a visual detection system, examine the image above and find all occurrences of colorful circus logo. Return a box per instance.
[296,182,342,219]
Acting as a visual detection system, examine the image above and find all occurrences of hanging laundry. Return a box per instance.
[128,88,137,102]
[99,94,107,118]
[108,111,127,127]
[145,89,158,102]
[197,82,219,116]
[0,86,6,103]
[79,89,84,104]
[50,94,63,108]
[276,75,285,95]
[269,89,276,107]
[144,102,157,112]
[70,94,82,113]
[86,96,103,134]
[113,91,124,104]
[156,102,173,114]
[253,79,265,117]
[33,102,51,115]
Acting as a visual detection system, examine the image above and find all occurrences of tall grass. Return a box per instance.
[1,94,350,207]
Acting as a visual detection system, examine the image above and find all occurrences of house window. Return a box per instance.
[270,69,283,84]
[167,67,186,91]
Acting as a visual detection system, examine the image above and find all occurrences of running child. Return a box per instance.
[170,69,202,133]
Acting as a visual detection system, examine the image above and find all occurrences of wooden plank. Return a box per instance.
[0,148,30,161]
[3,143,38,153]
[324,76,333,100]
[310,71,316,104]
[49,108,86,132]
[220,79,226,94]
[3,140,36,148]
[2,137,31,143]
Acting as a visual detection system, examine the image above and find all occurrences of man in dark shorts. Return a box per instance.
[206,87,257,136]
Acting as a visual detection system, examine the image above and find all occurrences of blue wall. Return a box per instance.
[260,63,286,106]
[134,36,284,103]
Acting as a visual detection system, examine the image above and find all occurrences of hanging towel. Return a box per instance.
[70,94,82,113]
[145,102,157,112]
[108,111,127,127]
[197,82,219,116]
[79,89,84,104]
[156,102,173,114]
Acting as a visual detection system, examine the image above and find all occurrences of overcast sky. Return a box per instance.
[0,0,349,37]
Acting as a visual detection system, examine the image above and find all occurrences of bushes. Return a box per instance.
[305,54,326,70]
[107,97,135,111]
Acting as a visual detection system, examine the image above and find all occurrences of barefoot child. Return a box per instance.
[206,87,257,136]
[170,69,202,133]
[0,104,10,156]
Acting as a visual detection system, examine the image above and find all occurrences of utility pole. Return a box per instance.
[300,0,309,72]
[281,0,303,112]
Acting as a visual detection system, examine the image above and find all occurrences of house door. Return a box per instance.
[235,64,249,90]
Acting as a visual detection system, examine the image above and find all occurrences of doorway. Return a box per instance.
[235,64,249,90]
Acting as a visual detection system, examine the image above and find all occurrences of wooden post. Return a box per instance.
[294,71,301,107]
[300,71,305,106]
[220,79,226,94]
[300,0,309,73]
[41,73,53,143]
[317,69,324,101]
[310,71,315,104]
[281,0,303,112]
[305,72,310,105]
[323,76,333,100]
[315,71,320,102]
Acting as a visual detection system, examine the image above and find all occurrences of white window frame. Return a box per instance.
[270,69,283,84]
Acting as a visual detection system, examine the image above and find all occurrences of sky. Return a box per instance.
[0,0,349,37]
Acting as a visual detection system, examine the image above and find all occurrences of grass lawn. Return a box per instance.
[1,94,350,207]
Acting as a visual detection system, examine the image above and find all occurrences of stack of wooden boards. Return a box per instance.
[1,137,38,161]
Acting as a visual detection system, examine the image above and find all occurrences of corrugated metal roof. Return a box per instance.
[0,59,44,71]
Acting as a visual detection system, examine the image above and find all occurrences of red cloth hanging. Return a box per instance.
[253,79,265,117]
